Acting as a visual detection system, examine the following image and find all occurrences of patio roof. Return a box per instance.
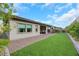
[12,15,53,27]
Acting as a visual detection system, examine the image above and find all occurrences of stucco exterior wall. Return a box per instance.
[9,20,40,40]
[46,26,52,34]
[46,26,49,34]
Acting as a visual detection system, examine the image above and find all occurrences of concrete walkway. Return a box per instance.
[8,34,53,53]
[67,33,79,55]
[4,46,10,56]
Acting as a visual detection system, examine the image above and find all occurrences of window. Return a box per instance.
[26,24,32,32]
[18,23,26,32]
[35,25,38,32]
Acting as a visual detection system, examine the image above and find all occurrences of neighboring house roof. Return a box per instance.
[12,15,52,27]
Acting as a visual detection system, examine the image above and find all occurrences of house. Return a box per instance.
[9,16,53,40]
[51,26,63,33]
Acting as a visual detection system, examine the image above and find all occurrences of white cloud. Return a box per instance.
[44,14,59,25]
[42,3,51,7]
[76,4,79,15]
[43,3,51,7]
[41,3,52,9]
[46,6,79,28]
[41,3,73,12]
[59,4,72,9]
[76,3,79,9]
[14,4,29,10]
[55,3,73,13]
[13,4,29,15]
[47,14,59,20]
[41,3,73,14]
[31,3,37,7]
[56,9,78,22]
[53,8,79,28]
[41,20,52,24]
[54,4,79,23]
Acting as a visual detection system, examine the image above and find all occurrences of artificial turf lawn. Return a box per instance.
[11,33,78,56]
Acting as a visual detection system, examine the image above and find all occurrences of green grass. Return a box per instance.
[0,39,9,52]
[0,39,9,46]
[11,33,78,56]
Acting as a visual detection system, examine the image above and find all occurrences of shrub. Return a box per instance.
[66,21,79,41]
[0,39,9,46]
[0,39,9,52]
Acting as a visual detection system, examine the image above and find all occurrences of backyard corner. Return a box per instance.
[11,33,78,56]
[0,3,79,56]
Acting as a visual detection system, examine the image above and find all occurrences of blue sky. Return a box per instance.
[13,3,79,28]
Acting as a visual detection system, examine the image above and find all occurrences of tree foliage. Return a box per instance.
[66,21,79,40]
[0,3,14,33]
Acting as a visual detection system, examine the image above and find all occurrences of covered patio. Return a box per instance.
[40,25,53,34]
[40,25,46,34]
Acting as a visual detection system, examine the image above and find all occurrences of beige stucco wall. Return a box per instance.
[9,20,40,40]
[46,26,52,34]
[46,26,49,34]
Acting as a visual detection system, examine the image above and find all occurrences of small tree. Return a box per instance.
[0,3,14,39]
[75,28,79,38]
